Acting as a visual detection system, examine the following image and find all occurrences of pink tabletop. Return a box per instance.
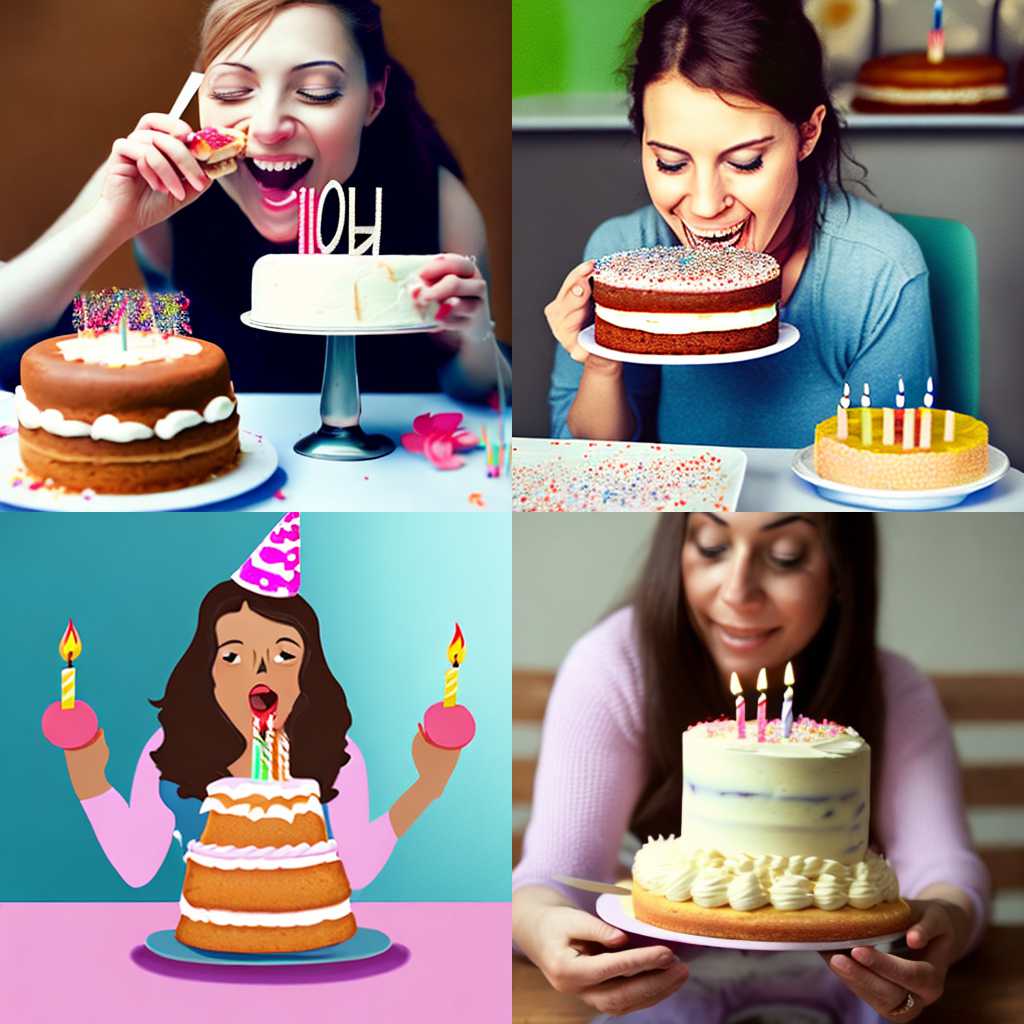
[3,901,510,1021]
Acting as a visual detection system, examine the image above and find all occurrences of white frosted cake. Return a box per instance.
[631,716,912,941]
[249,254,441,329]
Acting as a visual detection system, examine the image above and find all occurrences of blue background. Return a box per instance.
[2,512,510,902]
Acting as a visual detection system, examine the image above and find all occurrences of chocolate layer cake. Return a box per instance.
[592,245,781,356]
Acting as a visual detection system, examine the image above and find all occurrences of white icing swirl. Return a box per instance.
[691,867,731,908]
[770,872,814,911]
[813,873,849,911]
[727,871,770,911]
[847,859,884,909]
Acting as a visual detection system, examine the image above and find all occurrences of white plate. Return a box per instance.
[512,437,746,511]
[240,312,443,336]
[577,322,799,366]
[596,893,908,953]
[0,428,278,511]
[790,443,1010,510]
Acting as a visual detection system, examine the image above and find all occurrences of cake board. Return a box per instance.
[791,443,1010,510]
[577,322,799,366]
[145,926,391,967]
[241,312,443,461]
[596,893,909,954]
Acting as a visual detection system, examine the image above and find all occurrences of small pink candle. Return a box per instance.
[730,672,746,739]
[756,667,767,743]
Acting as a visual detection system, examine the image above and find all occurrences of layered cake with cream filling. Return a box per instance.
[16,331,239,494]
[250,254,441,329]
[852,53,1011,113]
[631,717,912,941]
[592,245,781,356]
[177,777,356,954]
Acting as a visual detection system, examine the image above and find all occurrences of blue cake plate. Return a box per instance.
[145,927,391,967]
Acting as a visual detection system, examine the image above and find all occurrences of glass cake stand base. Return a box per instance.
[293,424,395,461]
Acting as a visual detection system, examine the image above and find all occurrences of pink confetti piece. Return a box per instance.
[274,489,287,501]
[468,491,486,508]
[402,411,478,471]
[0,425,18,438]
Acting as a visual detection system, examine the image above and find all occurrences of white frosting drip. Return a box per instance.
[206,778,321,799]
[184,839,339,871]
[56,332,202,366]
[179,895,350,928]
[634,840,899,913]
[15,386,235,444]
[595,303,777,335]
[200,793,324,824]
[855,83,1009,105]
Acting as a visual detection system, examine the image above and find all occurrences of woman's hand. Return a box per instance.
[64,728,112,801]
[412,726,460,799]
[825,900,957,1020]
[544,259,620,376]
[414,253,492,354]
[97,113,212,245]
[520,901,688,1016]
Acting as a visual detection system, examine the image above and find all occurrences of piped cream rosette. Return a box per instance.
[632,836,899,912]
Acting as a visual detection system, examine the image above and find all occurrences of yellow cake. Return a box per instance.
[814,410,988,490]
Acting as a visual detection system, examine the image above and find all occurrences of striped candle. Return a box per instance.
[280,731,290,780]
[267,714,276,781]
[298,187,319,254]
[61,666,76,711]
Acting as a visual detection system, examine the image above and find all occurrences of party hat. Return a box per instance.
[232,512,301,598]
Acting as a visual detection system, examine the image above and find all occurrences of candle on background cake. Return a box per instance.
[927,0,945,64]
[920,378,934,449]
[860,383,872,446]
[421,623,477,750]
[280,730,291,780]
[944,408,955,442]
[903,406,916,450]
[251,716,261,779]
[756,667,767,743]
[266,713,276,780]
[730,672,746,739]
[41,619,99,750]
[895,375,905,442]
[781,661,795,739]
[882,406,895,447]
[836,382,850,440]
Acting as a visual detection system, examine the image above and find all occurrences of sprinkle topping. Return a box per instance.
[691,715,854,744]
[594,244,780,294]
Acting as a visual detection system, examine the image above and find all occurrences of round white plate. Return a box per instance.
[241,312,443,336]
[790,443,1010,510]
[596,893,908,953]
[0,428,278,511]
[577,322,799,366]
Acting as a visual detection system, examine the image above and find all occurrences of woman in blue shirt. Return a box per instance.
[546,0,936,447]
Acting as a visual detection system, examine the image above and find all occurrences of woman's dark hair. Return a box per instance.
[150,580,352,802]
[623,0,869,256]
[627,513,885,849]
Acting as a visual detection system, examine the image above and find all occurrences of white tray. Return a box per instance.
[0,428,277,511]
[790,443,1010,510]
[596,893,908,953]
[512,436,746,511]
[240,312,443,335]
[577,322,799,366]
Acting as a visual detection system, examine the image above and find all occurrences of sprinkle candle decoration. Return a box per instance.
[730,672,746,739]
[927,0,945,64]
[756,667,768,743]
[420,623,477,750]
[41,619,100,750]
[701,715,848,744]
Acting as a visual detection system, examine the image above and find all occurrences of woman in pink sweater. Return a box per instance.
[512,513,989,1023]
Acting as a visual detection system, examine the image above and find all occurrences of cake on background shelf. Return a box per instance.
[592,245,781,356]
[630,665,913,943]
[14,288,240,494]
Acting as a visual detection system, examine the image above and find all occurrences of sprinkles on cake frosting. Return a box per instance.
[593,244,779,294]
[72,288,192,337]
[693,714,853,743]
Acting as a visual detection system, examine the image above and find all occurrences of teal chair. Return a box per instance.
[891,212,980,416]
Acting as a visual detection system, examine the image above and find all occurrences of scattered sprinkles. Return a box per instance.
[72,288,192,336]
[593,244,779,294]
[273,489,287,501]
[468,491,486,508]
[693,714,853,744]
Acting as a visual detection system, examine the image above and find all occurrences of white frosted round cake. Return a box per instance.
[631,716,912,941]
[249,254,441,329]
[177,777,356,953]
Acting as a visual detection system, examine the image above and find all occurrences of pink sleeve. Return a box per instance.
[512,607,647,913]
[79,728,176,889]
[326,737,397,891]
[875,651,991,955]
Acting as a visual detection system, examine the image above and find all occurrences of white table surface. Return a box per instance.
[0,392,510,512]
[739,448,1024,511]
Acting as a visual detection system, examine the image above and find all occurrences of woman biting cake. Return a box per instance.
[0,0,499,398]
[546,0,937,447]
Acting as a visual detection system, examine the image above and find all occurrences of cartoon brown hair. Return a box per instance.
[150,580,352,802]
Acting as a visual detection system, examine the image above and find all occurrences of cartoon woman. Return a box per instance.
[58,513,461,891]
[546,0,936,446]
[1,0,499,398]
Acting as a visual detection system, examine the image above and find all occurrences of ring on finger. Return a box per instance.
[889,991,915,1016]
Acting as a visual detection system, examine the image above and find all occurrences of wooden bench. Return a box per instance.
[512,669,1024,1023]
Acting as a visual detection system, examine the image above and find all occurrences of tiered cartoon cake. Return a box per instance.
[177,777,356,954]
[592,245,781,356]
[15,289,239,493]
[814,379,989,490]
[631,668,912,942]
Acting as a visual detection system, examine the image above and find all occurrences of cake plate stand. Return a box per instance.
[241,312,442,461]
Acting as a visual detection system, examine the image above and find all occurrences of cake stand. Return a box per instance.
[241,312,442,461]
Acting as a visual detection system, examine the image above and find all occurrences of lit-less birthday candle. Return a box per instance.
[730,672,746,739]
[422,623,477,750]
[756,667,767,742]
[782,661,795,739]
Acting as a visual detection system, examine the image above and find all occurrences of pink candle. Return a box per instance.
[730,672,746,739]
[756,667,767,742]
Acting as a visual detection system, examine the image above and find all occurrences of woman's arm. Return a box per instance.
[68,728,176,889]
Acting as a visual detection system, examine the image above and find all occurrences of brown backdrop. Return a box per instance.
[0,0,510,339]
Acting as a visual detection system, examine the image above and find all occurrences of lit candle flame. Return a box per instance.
[729,672,742,697]
[59,619,83,664]
[447,622,466,667]
[756,667,767,693]
[784,661,795,689]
